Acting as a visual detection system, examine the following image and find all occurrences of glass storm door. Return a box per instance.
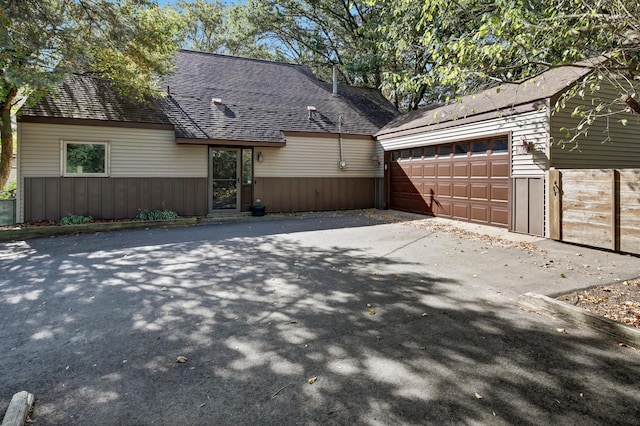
[211,148,240,211]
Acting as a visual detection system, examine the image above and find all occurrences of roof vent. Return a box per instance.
[211,98,223,106]
[307,105,317,119]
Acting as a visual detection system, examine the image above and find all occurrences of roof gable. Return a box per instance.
[164,50,398,141]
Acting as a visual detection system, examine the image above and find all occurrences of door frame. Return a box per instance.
[209,147,241,213]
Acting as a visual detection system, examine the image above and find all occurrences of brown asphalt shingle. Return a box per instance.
[376,64,593,138]
[21,50,399,143]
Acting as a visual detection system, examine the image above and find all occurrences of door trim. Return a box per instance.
[209,147,241,213]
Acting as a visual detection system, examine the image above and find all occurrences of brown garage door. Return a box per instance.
[389,137,510,228]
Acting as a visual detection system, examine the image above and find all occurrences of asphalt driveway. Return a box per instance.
[2,212,640,425]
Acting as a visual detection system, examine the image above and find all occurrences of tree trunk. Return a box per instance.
[0,90,17,191]
[622,95,640,117]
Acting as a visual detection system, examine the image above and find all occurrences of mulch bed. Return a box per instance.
[558,279,640,329]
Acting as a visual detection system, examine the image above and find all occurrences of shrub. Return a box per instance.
[60,214,93,225]
[136,209,179,221]
[0,180,16,199]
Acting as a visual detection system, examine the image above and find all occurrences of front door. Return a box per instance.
[210,148,240,212]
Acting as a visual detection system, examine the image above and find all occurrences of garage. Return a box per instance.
[388,136,510,227]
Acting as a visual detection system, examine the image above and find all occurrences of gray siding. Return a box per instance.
[550,80,640,168]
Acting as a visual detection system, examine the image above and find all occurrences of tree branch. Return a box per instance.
[621,95,640,117]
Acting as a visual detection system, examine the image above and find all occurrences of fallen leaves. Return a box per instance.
[558,279,640,329]
[176,356,188,363]
[474,392,484,400]
[308,376,318,384]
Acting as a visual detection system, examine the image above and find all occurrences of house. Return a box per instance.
[375,64,640,237]
[16,50,398,223]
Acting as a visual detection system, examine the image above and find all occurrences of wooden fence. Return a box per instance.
[549,169,640,254]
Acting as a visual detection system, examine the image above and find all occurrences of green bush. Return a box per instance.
[60,214,93,225]
[0,180,16,199]
[136,209,179,221]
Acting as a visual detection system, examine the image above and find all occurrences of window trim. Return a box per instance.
[61,140,111,177]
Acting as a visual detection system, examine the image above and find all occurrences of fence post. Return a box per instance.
[613,169,620,252]
[549,169,562,240]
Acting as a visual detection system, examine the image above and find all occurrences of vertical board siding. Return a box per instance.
[550,80,640,168]
[255,136,376,178]
[552,169,640,254]
[17,122,208,221]
[560,170,613,249]
[512,177,544,236]
[619,169,640,253]
[254,177,374,212]
[18,122,208,177]
[23,177,207,222]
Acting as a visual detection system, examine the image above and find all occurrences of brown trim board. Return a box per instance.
[19,115,175,131]
[176,138,286,147]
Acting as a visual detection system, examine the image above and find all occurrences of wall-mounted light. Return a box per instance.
[513,137,531,155]
[257,151,264,162]
[211,98,223,106]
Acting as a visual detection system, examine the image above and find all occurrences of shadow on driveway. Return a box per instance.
[1,216,639,425]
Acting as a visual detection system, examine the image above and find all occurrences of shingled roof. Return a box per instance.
[20,74,175,126]
[376,64,593,139]
[21,50,399,143]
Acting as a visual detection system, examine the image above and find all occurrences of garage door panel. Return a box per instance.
[437,163,451,176]
[470,205,489,222]
[436,200,452,216]
[470,184,488,200]
[471,162,489,178]
[423,163,437,177]
[410,165,423,177]
[490,184,509,201]
[453,183,468,198]
[423,182,436,196]
[390,164,408,177]
[452,203,469,220]
[453,163,469,177]
[490,160,509,177]
[437,183,452,197]
[491,207,509,227]
[389,138,510,229]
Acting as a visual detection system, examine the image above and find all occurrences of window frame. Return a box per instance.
[61,140,111,177]
[490,138,509,154]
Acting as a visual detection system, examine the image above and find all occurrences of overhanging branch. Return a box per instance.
[621,94,640,116]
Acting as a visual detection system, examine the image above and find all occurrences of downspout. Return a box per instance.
[338,116,345,169]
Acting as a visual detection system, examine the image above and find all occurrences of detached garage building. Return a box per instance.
[375,64,640,237]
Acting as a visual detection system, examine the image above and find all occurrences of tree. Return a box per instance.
[0,0,184,190]
[176,0,281,60]
[227,0,385,87]
[368,0,640,128]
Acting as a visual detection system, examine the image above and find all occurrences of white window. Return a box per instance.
[61,140,110,177]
